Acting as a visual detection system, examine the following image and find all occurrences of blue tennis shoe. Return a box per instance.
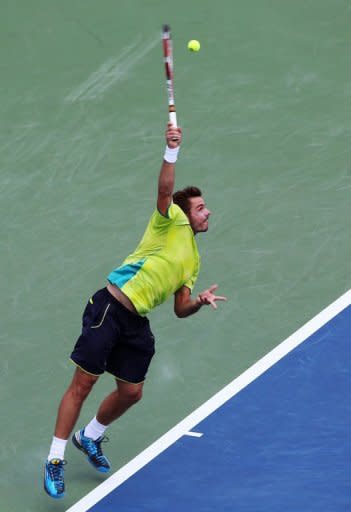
[72,429,111,473]
[44,458,66,499]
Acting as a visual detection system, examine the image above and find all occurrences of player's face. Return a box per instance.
[187,196,211,234]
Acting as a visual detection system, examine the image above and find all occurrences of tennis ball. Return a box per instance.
[187,39,200,52]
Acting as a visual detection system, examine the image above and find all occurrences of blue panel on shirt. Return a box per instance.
[107,259,146,288]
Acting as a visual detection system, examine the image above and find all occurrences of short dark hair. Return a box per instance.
[173,186,202,214]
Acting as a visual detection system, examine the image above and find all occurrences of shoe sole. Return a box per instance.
[44,485,65,499]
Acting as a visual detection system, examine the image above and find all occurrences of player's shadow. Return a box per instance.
[69,451,111,485]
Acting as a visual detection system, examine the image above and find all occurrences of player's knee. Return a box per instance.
[70,375,97,402]
[129,387,143,404]
[121,385,143,405]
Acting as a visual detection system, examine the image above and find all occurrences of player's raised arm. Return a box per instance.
[157,123,182,216]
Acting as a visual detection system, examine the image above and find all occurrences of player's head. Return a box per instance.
[173,186,211,234]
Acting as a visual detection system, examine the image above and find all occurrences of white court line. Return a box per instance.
[66,288,351,512]
[185,431,204,438]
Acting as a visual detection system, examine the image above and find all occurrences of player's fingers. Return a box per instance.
[167,130,181,144]
[208,284,218,293]
[209,299,217,309]
[167,138,180,146]
[214,296,227,302]
[167,125,182,134]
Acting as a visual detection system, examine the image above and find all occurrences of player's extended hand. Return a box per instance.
[166,123,182,149]
[196,284,227,310]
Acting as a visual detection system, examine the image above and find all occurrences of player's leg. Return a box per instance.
[44,288,118,498]
[72,380,144,473]
[72,305,155,473]
[44,368,99,499]
[95,313,154,427]
[54,368,99,439]
[96,379,144,425]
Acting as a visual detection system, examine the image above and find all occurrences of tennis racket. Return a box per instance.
[162,24,178,128]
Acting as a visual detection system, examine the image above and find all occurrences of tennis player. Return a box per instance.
[44,123,227,499]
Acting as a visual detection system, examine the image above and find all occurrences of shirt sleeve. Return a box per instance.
[154,203,189,226]
[183,257,201,292]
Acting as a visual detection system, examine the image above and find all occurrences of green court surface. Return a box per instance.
[1,1,350,510]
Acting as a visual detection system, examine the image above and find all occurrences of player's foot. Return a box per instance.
[72,429,111,473]
[44,458,66,499]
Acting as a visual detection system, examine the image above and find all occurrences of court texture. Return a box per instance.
[0,1,350,511]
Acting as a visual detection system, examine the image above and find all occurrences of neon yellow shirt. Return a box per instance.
[107,203,200,315]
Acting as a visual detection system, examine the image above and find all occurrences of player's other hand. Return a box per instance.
[166,123,182,149]
[196,284,227,310]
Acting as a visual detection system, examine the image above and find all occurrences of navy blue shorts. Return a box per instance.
[70,288,155,383]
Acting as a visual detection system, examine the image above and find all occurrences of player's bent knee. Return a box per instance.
[125,388,143,404]
[70,382,93,402]
[131,387,143,403]
[118,382,143,404]
[70,371,98,402]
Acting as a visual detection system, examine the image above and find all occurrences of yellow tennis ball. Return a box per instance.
[187,39,200,52]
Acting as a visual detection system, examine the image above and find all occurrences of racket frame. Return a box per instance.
[162,24,178,127]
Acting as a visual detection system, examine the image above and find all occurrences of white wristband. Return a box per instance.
[164,146,179,163]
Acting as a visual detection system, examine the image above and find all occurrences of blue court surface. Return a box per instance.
[67,290,351,512]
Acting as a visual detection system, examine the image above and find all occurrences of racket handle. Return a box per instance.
[169,111,177,127]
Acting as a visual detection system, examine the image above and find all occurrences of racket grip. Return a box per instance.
[169,111,177,128]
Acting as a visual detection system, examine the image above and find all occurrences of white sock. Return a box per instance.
[84,416,107,441]
[48,436,68,461]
